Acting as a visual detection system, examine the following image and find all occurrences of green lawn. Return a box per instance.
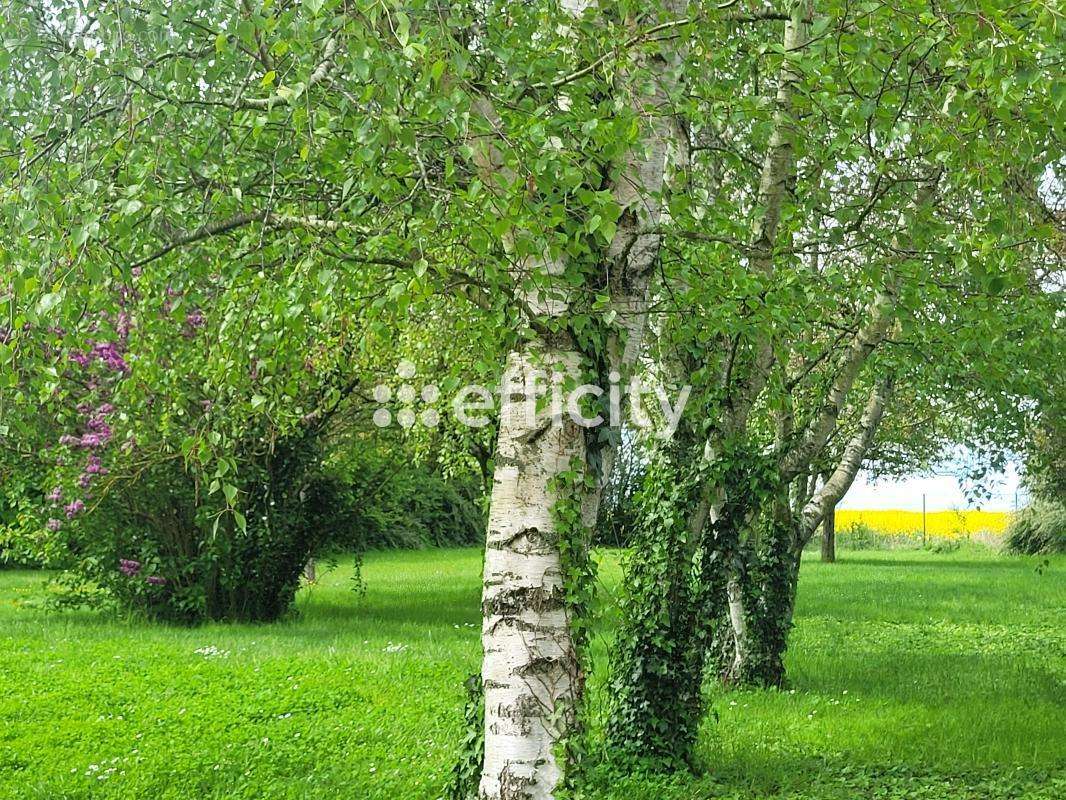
[1,548,1063,799]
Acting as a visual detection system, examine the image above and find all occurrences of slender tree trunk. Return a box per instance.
[726,380,893,686]
[693,0,813,688]
[479,345,587,800]
[724,573,751,682]
[741,382,892,686]
[821,504,836,563]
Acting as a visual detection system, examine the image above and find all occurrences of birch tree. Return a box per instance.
[605,0,1062,758]
[1,0,698,795]
[468,3,693,794]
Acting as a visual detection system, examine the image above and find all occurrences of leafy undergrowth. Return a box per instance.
[1,549,1063,799]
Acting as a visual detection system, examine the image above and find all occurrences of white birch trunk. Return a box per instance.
[798,378,893,541]
[480,345,588,800]
[471,3,689,792]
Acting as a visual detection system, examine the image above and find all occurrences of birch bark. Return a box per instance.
[475,3,689,793]
[480,343,588,800]
[798,378,893,541]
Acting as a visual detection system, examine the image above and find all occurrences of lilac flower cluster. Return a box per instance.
[50,401,116,523]
[119,558,142,577]
[85,454,108,475]
[43,276,190,593]
[92,341,130,374]
[46,305,130,531]
[117,559,165,586]
[162,285,181,315]
[117,285,137,307]
[69,341,129,375]
[183,308,206,338]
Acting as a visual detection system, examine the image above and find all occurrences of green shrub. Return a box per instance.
[51,431,346,624]
[0,458,52,569]
[19,431,483,623]
[330,451,485,551]
[928,538,962,554]
[836,521,890,550]
[1005,499,1066,555]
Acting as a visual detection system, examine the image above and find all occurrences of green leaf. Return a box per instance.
[36,292,63,316]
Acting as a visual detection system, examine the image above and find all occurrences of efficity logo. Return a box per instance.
[372,360,441,429]
[373,360,691,438]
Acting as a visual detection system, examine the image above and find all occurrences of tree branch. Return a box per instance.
[238,37,337,110]
[128,210,369,270]
[798,377,893,541]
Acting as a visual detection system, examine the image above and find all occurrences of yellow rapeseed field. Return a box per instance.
[835,509,1010,540]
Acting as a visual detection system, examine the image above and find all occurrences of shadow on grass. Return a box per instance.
[786,648,1064,706]
[2,585,479,643]
[299,591,478,628]
[828,555,1022,571]
[588,749,1066,800]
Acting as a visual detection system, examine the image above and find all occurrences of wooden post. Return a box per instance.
[922,494,927,547]
[821,504,836,563]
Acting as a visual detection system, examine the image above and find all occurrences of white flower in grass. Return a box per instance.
[194,645,230,658]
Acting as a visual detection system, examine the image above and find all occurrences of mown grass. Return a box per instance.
[1,548,1063,799]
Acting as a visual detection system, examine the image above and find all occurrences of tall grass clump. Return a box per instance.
[1005,499,1066,554]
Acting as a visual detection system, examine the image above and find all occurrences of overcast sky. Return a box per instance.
[840,462,1026,512]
